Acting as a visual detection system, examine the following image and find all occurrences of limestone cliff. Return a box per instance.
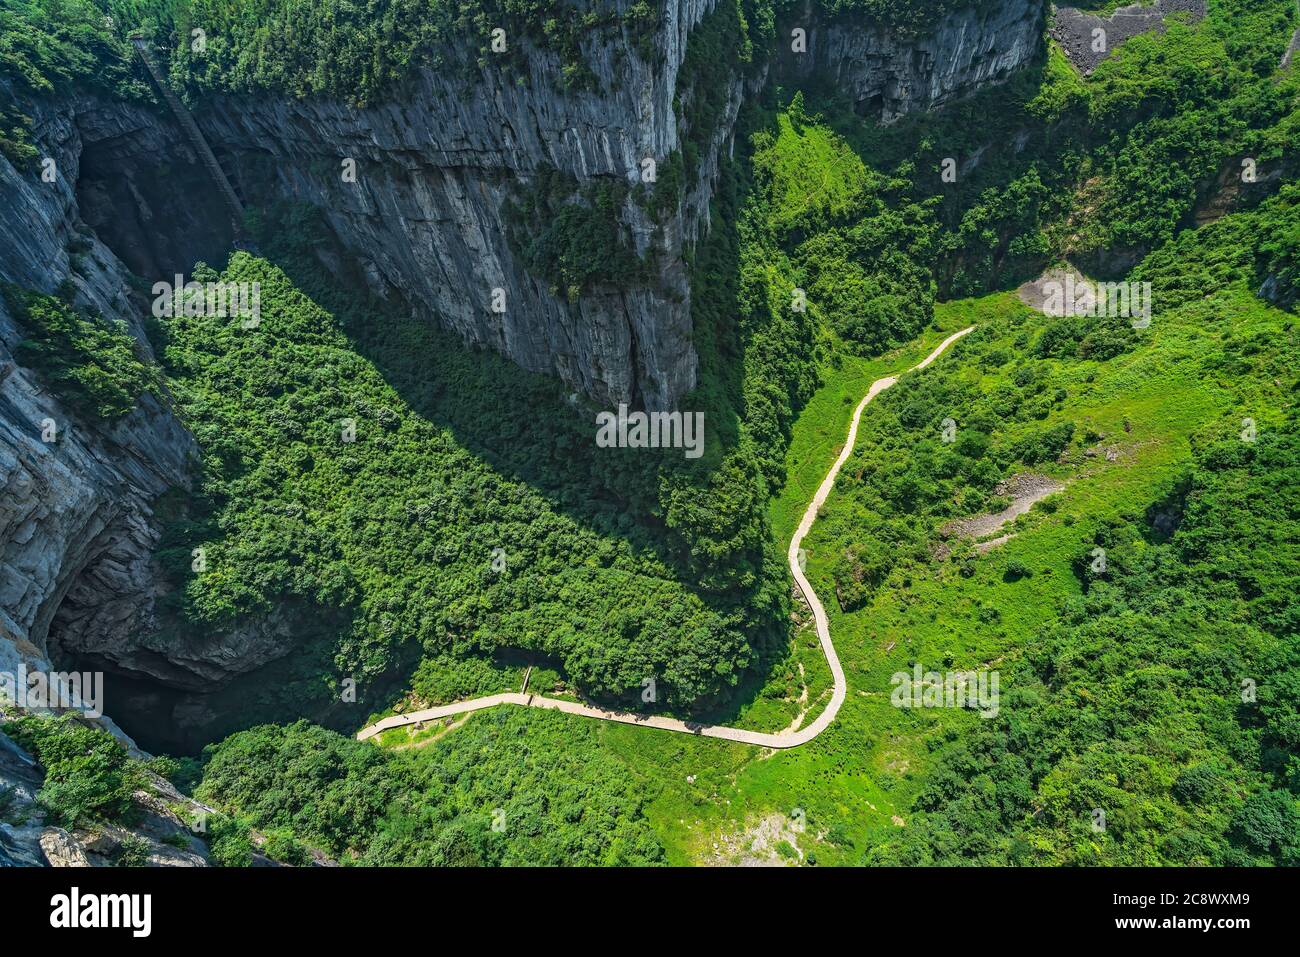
[80,0,1044,413]
[0,707,210,867]
[779,0,1045,123]
[0,89,197,703]
[149,0,737,414]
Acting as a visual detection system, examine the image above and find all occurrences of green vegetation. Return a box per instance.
[408,653,525,707]
[808,297,1135,610]
[673,0,770,181]
[133,0,866,731]
[1,716,316,867]
[168,0,652,101]
[750,99,937,353]
[0,0,654,156]
[1,716,138,829]
[155,0,1300,867]
[0,0,163,164]
[4,0,1298,869]
[197,714,665,865]
[601,0,1297,864]
[2,285,157,419]
[813,0,1300,294]
[503,167,644,299]
[875,406,1300,864]
[755,138,1296,865]
[114,834,151,866]
[150,250,750,709]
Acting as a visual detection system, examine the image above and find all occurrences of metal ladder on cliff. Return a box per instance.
[129,34,249,240]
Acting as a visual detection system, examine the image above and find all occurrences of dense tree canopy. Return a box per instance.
[198,713,666,865]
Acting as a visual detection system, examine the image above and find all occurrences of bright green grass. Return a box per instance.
[718,286,1292,862]
[717,317,973,738]
[675,317,971,738]
[488,308,1008,864]
[767,316,969,545]
[765,110,877,233]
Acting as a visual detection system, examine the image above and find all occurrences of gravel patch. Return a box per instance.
[940,473,1065,551]
[1051,1,1207,74]
[1017,264,1091,315]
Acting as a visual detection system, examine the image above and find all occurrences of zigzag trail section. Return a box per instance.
[357,327,976,749]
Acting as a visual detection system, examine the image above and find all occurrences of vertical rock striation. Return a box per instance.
[178,0,1043,410]
[0,90,197,718]
[0,1,1047,730]
[193,0,732,413]
[781,0,1046,123]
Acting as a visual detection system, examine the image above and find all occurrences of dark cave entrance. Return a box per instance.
[47,635,398,757]
[75,131,237,280]
[855,92,886,120]
[45,574,423,756]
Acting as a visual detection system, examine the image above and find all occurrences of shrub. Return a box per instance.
[115,835,150,867]
[1,716,135,829]
[1003,559,1032,582]
[2,285,155,419]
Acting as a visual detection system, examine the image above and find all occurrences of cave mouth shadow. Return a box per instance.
[59,627,405,757]
[76,130,236,281]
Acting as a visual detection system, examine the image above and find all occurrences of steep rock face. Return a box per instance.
[191,0,732,413]
[0,93,196,692]
[0,728,46,866]
[781,0,1045,122]
[177,0,1044,415]
[1,713,210,867]
[1,92,319,697]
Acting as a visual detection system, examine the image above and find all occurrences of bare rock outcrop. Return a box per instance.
[0,1,1049,740]
[0,89,201,697]
[80,1,1046,413]
[780,0,1046,122]
[37,828,94,867]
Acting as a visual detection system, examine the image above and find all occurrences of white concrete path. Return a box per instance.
[358,327,976,748]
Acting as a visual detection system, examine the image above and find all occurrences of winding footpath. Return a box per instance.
[358,327,975,748]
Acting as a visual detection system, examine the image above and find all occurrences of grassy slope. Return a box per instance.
[366,301,980,864]
[221,51,1296,869]
[767,320,967,547]
[372,41,1300,867]
[798,291,1288,859]
[617,1,1300,864]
